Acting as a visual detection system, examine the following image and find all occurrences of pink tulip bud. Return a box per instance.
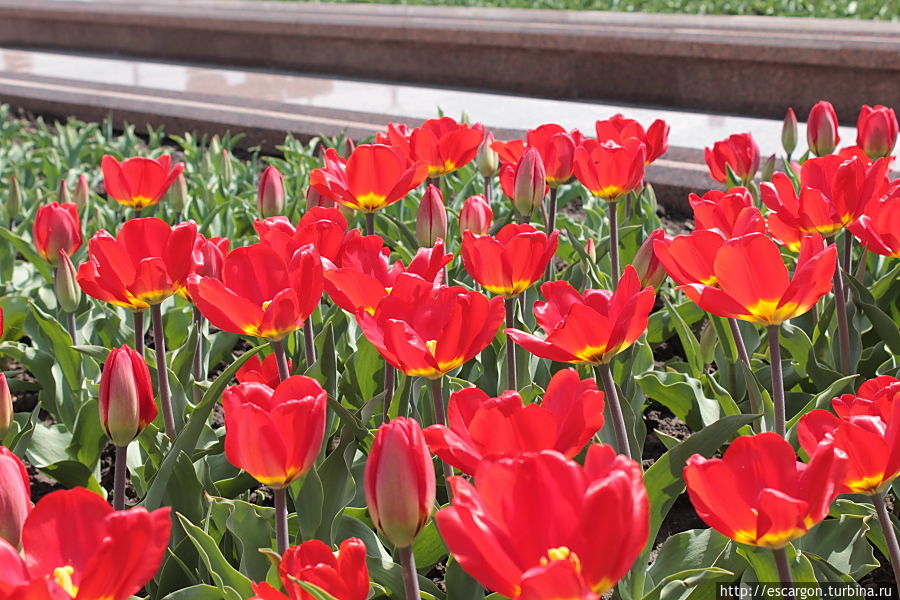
[364,417,435,548]
[100,345,157,447]
[585,237,597,262]
[782,108,798,156]
[857,105,899,160]
[56,179,70,205]
[513,147,546,219]
[0,373,11,442]
[257,166,285,218]
[459,194,493,235]
[416,184,448,247]
[0,446,30,549]
[475,131,499,177]
[632,229,667,288]
[807,101,840,157]
[74,175,90,211]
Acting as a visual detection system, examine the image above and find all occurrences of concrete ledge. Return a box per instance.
[0,1,897,121]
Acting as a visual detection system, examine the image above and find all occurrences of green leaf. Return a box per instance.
[446,558,484,600]
[413,520,449,569]
[795,514,877,579]
[289,580,341,600]
[176,513,254,598]
[160,585,225,600]
[737,543,816,583]
[844,274,900,355]
[637,371,720,430]
[663,297,704,377]
[0,226,53,281]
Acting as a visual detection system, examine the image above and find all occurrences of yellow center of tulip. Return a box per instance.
[353,193,388,212]
[744,298,801,325]
[540,546,582,571]
[54,566,79,598]
[425,339,438,356]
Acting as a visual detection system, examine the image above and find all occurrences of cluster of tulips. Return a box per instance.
[0,97,897,600]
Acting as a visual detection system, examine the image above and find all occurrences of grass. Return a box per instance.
[284,0,898,20]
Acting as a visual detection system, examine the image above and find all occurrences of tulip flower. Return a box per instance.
[0,373,11,442]
[436,444,648,599]
[0,487,170,600]
[189,242,323,342]
[494,124,579,187]
[258,165,286,218]
[0,447,30,549]
[499,146,547,221]
[573,138,646,202]
[459,194,493,235]
[409,117,485,178]
[256,207,349,264]
[251,538,370,600]
[476,131,500,178]
[101,154,184,210]
[356,274,504,380]
[424,368,604,476]
[782,108,798,157]
[33,202,82,265]
[684,432,846,549]
[306,183,334,210]
[631,229,668,288]
[236,353,293,389]
[99,345,156,448]
[688,187,765,238]
[595,114,669,164]
[704,133,760,184]
[807,100,841,157]
[850,184,899,258]
[416,184,447,247]
[310,145,427,213]
[461,224,558,298]
[857,105,899,160]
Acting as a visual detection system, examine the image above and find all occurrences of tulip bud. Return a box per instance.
[201,149,215,174]
[807,101,840,157]
[698,319,717,365]
[782,108,798,157]
[344,137,356,158]
[632,229,667,288]
[54,251,81,313]
[257,165,285,218]
[0,447,30,551]
[459,194,493,235]
[0,374,11,442]
[73,175,90,211]
[209,135,222,158]
[0,305,4,339]
[476,131,499,177]
[166,172,189,213]
[416,184,448,247]
[364,417,435,548]
[56,179,71,205]
[760,154,777,182]
[100,345,157,447]
[857,105,899,160]
[6,175,21,224]
[585,237,597,262]
[305,184,334,210]
[512,147,546,219]
[220,149,233,185]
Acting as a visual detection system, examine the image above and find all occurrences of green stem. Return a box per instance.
[192,308,204,403]
[505,297,517,391]
[398,545,420,600]
[274,487,288,554]
[112,444,127,510]
[873,493,900,596]
[382,363,395,425]
[270,339,290,382]
[430,378,454,494]
[832,257,852,375]
[608,201,620,288]
[365,212,375,236]
[483,175,492,205]
[303,322,316,366]
[728,318,763,429]
[596,363,632,459]
[66,311,77,345]
[151,304,176,440]
[767,325,786,438]
[133,310,145,356]
[772,547,793,584]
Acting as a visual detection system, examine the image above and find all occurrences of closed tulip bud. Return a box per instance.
[513,147,546,219]
[476,131,499,177]
[33,202,82,266]
[416,184,448,247]
[782,108,798,156]
[258,165,286,218]
[459,194,493,235]
[0,446,31,549]
[857,105,899,160]
[760,154,776,182]
[364,417,436,548]
[74,175,90,211]
[0,373,11,442]
[54,251,81,313]
[201,149,215,174]
[56,179,71,205]
[221,149,233,185]
[585,237,596,262]
[807,101,840,157]
[7,175,21,224]
[698,319,717,365]
[306,184,334,210]
[167,172,189,213]
[344,137,356,158]
[632,229,667,288]
[100,345,157,447]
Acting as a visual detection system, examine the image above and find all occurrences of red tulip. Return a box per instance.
[375,122,412,159]
[807,100,840,157]
[0,447,30,549]
[688,187,765,238]
[356,274,504,379]
[652,229,725,287]
[323,232,452,314]
[409,117,485,178]
[798,376,900,495]
[850,182,899,258]
[256,207,349,264]
[305,184,334,210]
[436,444,648,599]
[76,218,198,311]
[236,353,293,389]
[416,184,448,247]
[33,202,82,265]
[99,345,157,447]
[364,417,435,548]
[250,538,369,600]
[631,229,668,288]
[499,147,547,219]
[493,124,584,186]
[461,224,558,298]
[223,375,327,488]
[101,154,184,210]
[595,114,669,164]
[704,133,760,184]
[180,233,230,303]
[684,433,846,549]
[675,233,836,325]
[459,194,493,235]
[0,374,11,442]
[424,368,604,476]
[505,266,654,365]
[310,145,427,212]
[0,487,170,600]
[857,105,899,160]
[573,138,645,202]
[258,165,286,218]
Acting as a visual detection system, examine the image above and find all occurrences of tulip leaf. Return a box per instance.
[784,374,856,439]
[220,498,275,581]
[176,512,254,598]
[65,397,106,469]
[412,520,449,569]
[637,371,720,430]
[663,297,704,377]
[647,528,744,598]
[0,226,53,281]
[28,301,83,400]
[643,413,758,548]
[446,557,484,600]
[71,344,111,361]
[160,584,226,600]
[737,543,816,583]
[794,514,877,580]
[844,274,900,355]
[288,579,341,600]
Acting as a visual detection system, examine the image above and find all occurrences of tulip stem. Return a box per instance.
[133,310,145,356]
[832,260,852,375]
[596,363,632,460]
[66,311,77,345]
[191,309,204,404]
[398,545,420,600]
[274,487,288,554]
[842,231,853,295]
[365,212,376,236]
[430,378,454,494]
[270,339,290,382]
[383,363,395,424]
[545,187,557,233]
[483,175,492,205]
[873,493,900,595]
[151,304,177,440]
[608,201,620,288]
[766,325,786,438]
[303,323,316,366]
[505,298,518,391]
[772,547,793,584]
[112,444,127,510]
